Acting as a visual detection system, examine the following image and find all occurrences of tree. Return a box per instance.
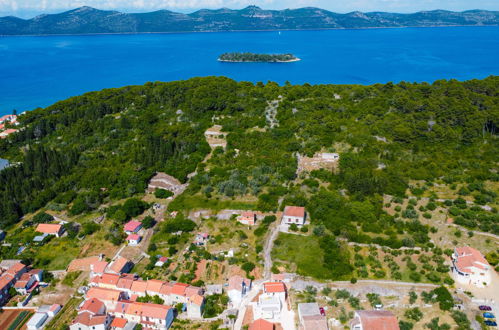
[242,262,255,274]
[289,223,299,231]
[431,286,453,311]
[142,216,155,229]
[154,188,174,199]
[409,291,418,304]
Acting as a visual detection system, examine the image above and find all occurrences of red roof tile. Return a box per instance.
[250,319,274,330]
[35,223,62,234]
[263,282,286,293]
[283,206,305,218]
[80,298,105,314]
[354,310,400,330]
[111,317,128,328]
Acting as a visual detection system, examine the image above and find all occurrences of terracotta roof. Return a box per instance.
[123,302,171,320]
[283,206,305,218]
[185,285,202,297]
[35,223,62,234]
[72,311,107,326]
[80,298,105,314]
[117,277,135,290]
[127,234,141,241]
[131,280,148,293]
[171,282,189,295]
[146,279,166,294]
[99,273,121,286]
[124,220,142,232]
[454,246,490,273]
[353,310,400,330]
[228,275,251,292]
[189,294,204,306]
[14,280,28,288]
[250,318,275,330]
[67,256,101,272]
[0,274,14,291]
[87,287,122,302]
[111,317,128,328]
[6,262,26,276]
[159,282,173,295]
[263,282,286,293]
[91,261,108,274]
[302,315,328,330]
[49,304,61,312]
[109,257,131,274]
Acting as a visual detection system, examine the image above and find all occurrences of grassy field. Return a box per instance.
[170,193,257,212]
[272,232,331,279]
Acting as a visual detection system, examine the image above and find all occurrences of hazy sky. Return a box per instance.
[1,0,498,17]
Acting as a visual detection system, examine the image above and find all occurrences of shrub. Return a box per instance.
[289,223,299,231]
[300,225,309,233]
[404,307,423,322]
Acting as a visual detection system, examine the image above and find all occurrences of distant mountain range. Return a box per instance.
[1,6,498,35]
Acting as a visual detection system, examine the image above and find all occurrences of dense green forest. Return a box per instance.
[218,53,298,62]
[0,77,497,273]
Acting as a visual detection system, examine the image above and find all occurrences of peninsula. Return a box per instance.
[218,53,300,63]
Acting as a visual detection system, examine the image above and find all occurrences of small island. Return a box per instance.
[218,52,300,63]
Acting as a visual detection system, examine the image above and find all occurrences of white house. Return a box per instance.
[227,275,252,307]
[281,206,306,227]
[111,301,175,329]
[187,294,205,318]
[126,234,142,246]
[253,282,288,321]
[452,246,492,288]
[27,312,48,330]
[70,312,111,330]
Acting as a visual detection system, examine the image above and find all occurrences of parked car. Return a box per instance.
[483,312,496,319]
[484,320,497,327]
[319,307,326,316]
[480,305,493,311]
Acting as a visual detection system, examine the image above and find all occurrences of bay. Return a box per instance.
[0,26,498,115]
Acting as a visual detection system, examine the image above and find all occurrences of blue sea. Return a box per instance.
[0,26,498,115]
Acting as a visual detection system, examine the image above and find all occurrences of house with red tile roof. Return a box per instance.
[0,274,15,305]
[110,317,130,329]
[5,262,27,280]
[187,294,205,318]
[281,206,306,227]
[90,261,109,276]
[350,310,399,330]
[35,223,64,237]
[0,128,18,139]
[237,211,259,226]
[111,301,175,329]
[452,246,492,287]
[130,280,148,296]
[80,298,106,315]
[70,311,111,330]
[13,269,42,295]
[250,318,275,330]
[108,257,133,275]
[86,287,125,309]
[126,234,142,246]
[123,220,142,234]
[253,282,288,320]
[227,275,252,307]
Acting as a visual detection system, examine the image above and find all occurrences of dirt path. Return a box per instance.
[263,223,280,280]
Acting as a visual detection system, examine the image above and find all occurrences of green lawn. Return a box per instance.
[169,193,257,212]
[272,233,331,279]
[35,238,81,270]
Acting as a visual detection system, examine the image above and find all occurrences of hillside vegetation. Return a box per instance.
[1,6,498,35]
[0,76,497,278]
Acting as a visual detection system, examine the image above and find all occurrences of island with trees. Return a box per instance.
[218,52,300,63]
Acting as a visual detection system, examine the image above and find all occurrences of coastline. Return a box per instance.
[218,58,301,63]
[0,24,497,37]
